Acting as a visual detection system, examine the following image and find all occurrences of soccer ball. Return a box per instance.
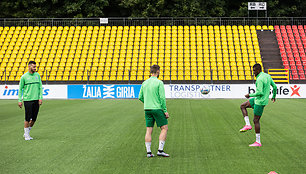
[200,86,210,95]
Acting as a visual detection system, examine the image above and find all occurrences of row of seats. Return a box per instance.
[0,25,263,82]
[275,25,306,80]
[0,25,274,31]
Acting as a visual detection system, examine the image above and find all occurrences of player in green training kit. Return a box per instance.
[18,61,43,140]
[240,64,277,147]
[139,65,170,157]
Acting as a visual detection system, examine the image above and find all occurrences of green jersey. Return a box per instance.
[249,72,277,106]
[18,72,43,102]
[139,76,167,113]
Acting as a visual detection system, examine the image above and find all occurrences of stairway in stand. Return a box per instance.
[257,30,283,71]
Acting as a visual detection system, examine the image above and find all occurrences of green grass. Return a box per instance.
[0,99,305,174]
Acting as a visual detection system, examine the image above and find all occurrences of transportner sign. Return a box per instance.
[164,84,305,99]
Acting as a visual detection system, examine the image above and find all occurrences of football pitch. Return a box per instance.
[0,99,305,174]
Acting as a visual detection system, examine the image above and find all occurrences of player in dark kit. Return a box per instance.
[18,61,43,140]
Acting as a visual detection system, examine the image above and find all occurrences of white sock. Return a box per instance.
[29,127,32,131]
[256,133,261,144]
[24,128,29,135]
[158,140,165,151]
[145,142,151,153]
[244,116,251,126]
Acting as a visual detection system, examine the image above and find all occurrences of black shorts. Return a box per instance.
[24,100,40,122]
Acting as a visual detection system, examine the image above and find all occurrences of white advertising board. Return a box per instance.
[1,84,305,99]
[0,85,67,99]
[165,84,306,99]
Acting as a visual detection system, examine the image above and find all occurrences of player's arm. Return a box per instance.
[159,82,168,118]
[249,80,264,98]
[18,76,25,108]
[138,85,144,103]
[270,78,277,102]
[38,74,43,105]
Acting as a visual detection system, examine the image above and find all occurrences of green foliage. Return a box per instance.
[0,0,305,18]
[0,0,108,18]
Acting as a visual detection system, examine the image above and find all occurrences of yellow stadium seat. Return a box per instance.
[246,76,253,80]
[256,25,262,30]
[268,25,274,30]
[232,76,238,80]
[0,25,261,82]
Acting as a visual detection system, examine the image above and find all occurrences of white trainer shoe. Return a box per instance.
[157,150,170,157]
[147,152,154,158]
[24,134,33,140]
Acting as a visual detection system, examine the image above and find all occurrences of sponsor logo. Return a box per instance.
[169,85,201,92]
[210,85,231,92]
[2,86,49,96]
[290,85,301,97]
[248,85,301,97]
[169,85,231,92]
[116,86,135,98]
[167,84,231,98]
[70,85,139,99]
[82,85,102,98]
[3,86,18,96]
[103,85,115,98]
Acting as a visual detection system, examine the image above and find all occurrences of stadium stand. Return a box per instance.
[275,25,306,80]
[0,25,263,82]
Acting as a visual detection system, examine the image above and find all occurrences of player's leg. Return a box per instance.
[29,100,39,130]
[154,110,170,157]
[145,127,154,157]
[29,120,34,130]
[240,100,251,117]
[239,99,253,132]
[28,100,39,138]
[145,110,155,157]
[23,101,32,140]
[249,105,264,147]
[254,115,261,134]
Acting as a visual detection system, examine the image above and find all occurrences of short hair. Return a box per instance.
[253,63,262,71]
[28,61,36,66]
[150,64,160,74]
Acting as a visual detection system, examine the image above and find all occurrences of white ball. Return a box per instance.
[200,86,210,95]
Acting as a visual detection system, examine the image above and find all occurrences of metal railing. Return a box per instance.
[0,17,306,27]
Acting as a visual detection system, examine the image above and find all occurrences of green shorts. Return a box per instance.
[249,98,265,116]
[145,109,168,127]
